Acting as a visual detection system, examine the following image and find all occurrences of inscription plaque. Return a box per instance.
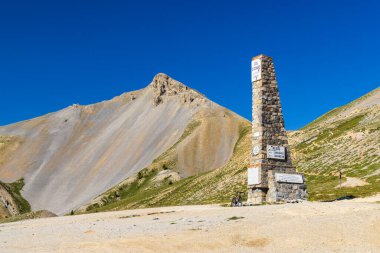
[275,173,303,184]
[267,145,286,160]
[251,59,262,82]
[253,146,260,155]
[248,167,260,185]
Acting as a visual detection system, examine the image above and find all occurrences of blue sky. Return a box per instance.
[0,0,379,130]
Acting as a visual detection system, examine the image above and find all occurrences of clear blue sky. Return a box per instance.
[0,0,379,130]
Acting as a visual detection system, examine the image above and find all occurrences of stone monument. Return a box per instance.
[247,54,308,204]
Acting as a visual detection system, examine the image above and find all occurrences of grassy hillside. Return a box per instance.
[290,87,380,201]
[0,135,32,220]
[0,178,31,218]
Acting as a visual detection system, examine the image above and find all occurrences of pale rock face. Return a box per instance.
[0,73,242,215]
[176,108,240,177]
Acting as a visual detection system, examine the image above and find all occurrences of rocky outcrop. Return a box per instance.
[150,73,206,106]
[0,183,19,218]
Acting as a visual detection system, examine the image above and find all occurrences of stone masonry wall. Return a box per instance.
[251,55,295,187]
[267,171,308,202]
[249,54,307,204]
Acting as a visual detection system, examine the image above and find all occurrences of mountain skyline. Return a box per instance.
[1,1,379,129]
[1,70,378,131]
[1,72,379,216]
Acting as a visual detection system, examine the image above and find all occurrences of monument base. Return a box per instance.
[247,171,308,204]
[266,171,308,203]
[247,188,267,205]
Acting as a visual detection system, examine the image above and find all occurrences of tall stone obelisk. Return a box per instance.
[247,54,308,204]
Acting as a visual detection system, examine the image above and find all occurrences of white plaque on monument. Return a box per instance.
[248,167,260,185]
[267,145,286,160]
[253,146,259,155]
[251,59,262,82]
[275,173,303,184]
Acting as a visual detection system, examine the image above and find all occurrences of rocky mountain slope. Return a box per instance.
[0,74,245,215]
[0,73,378,216]
[79,117,250,213]
[81,87,380,213]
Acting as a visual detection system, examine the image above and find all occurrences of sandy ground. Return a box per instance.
[0,196,379,253]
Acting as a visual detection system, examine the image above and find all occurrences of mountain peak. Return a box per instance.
[152,72,171,81]
[150,73,187,92]
[149,73,206,106]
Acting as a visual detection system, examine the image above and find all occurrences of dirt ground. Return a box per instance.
[0,195,379,253]
[335,177,369,188]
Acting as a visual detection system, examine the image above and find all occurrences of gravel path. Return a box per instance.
[0,196,379,253]
[336,177,369,188]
